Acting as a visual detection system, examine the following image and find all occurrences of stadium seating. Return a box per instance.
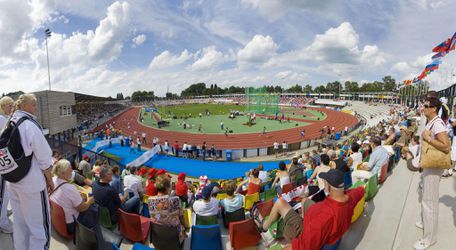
[49,200,73,240]
[244,192,260,210]
[149,222,182,250]
[118,209,150,243]
[281,183,294,194]
[262,188,278,201]
[351,195,365,223]
[99,206,117,230]
[223,207,245,228]
[229,219,261,250]
[74,216,122,250]
[378,162,389,184]
[365,174,378,201]
[256,199,274,217]
[195,214,218,225]
[190,225,223,250]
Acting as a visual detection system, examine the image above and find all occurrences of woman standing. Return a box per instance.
[0,96,14,234]
[7,94,54,250]
[414,97,450,250]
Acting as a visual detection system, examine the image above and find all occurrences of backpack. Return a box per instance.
[0,116,34,183]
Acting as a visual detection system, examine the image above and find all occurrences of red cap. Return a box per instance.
[157,169,167,175]
[83,155,89,160]
[178,173,186,181]
[148,168,157,178]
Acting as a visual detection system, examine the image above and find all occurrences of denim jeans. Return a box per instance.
[121,196,140,214]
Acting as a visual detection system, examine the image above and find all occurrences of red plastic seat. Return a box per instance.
[49,199,73,240]
[281,183,294,194]
[229,219,261,250]
[118,208,150,243]
[256,199,274,218]
[378,162,388,184]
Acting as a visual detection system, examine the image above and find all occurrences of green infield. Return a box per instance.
[139,104,312,134]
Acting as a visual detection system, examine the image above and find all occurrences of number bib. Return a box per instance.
[0,148,19,174]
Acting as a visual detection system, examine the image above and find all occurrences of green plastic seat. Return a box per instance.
[365,174,378,201]
[99,206,117,230]
[263,188,277,201]
[195,214,218,225]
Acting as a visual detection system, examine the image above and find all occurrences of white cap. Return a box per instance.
[439,97,447,104]
[357,140,362,145]
[363,140,370,144]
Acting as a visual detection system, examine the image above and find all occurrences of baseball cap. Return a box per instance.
[318,169,345,188]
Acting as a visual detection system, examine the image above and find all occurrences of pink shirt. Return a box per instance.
[50,176,82,223]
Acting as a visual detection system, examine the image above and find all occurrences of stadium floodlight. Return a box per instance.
[45,28,52,90]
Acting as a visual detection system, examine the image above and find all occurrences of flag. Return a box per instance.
[449,32,456,52]
[432,38,451,53]
[432,51,447,61]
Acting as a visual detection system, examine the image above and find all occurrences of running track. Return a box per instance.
[99,107,358,150]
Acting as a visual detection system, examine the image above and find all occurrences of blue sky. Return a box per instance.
[0,0,455,97]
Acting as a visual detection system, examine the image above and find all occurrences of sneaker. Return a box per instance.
[415,221,424,229]
[0,224,13,234]
[413,239,435,250]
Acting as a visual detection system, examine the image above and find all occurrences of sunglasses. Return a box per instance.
[424,104,434,109]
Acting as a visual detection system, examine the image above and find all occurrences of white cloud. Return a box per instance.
[149,50,192,69]
[132,34,146,48]
[88,1,130,61]
[192,46,231,70]
[306,22,386,66]
[237,35,278,63]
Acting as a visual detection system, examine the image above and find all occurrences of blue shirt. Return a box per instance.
[368,146,389,176]
[220,194,244,213]
[110,174,123,195]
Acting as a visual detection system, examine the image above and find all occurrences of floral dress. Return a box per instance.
[148,195,186,243]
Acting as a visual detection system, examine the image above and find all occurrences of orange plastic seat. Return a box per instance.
[256,199,274,218]
[378,162,388,184]
[49,200,73,240]
[118,208,150,243]
[229,219,261,250]
[281,183,294,194]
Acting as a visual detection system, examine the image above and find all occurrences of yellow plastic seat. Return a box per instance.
[243,193,260,210]
[216,193,227,201]
[351,195,365,223]
[183,208,192,230]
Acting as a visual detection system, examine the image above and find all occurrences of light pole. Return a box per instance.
[44,28,52,90]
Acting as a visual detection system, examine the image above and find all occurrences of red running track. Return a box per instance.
[100,107,358,150]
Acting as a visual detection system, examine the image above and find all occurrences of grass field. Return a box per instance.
[139,104,312,134]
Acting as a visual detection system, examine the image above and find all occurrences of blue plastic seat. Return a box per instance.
[190,225,223,250]
[132,243,155,250]
[322,238,341,250]
[344,171,352,190]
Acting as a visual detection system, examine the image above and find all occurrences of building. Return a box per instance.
[34,90,77,140]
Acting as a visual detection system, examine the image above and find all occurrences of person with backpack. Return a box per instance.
[0,96,14,234]
[0,94,54,250]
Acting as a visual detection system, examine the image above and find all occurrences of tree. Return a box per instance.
[116,92,124,100]
[180,83,207,96]
[286,84,303,93]
[303,84,313,93]
[274,85,283,93]
[325,81,342,93]
[314,85,326,93]
[344,81,359,92]
[383,75,397,92]
[131,91,154,102]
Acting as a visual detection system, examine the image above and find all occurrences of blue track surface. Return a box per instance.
[86,139,289,179]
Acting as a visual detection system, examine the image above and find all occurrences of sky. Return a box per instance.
[0,0,455,97]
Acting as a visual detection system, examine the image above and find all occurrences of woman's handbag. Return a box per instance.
[420,139,451,169]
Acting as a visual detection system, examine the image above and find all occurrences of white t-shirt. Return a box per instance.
[123,174,144,196]
[426,116,447,139]
[282,143,287,149]
[350,152,363,170]
[137,138,141,145]
[258,170,268,182]
[50,176,82,223]
[193,197,219,216]
[273,142,279,149]
[0,115,8,131]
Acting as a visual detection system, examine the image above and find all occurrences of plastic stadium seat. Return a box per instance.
[195,214,218,225]
[223,207,245,228]
[132,243,155,250]
[388,155,395,172]
[216,193,227,201]
[190,225,223,250]
[351,195,365,223]
[118,209,151,243]
[183,209,192,230]
[142,203,150,218]
[263,188,278,201]
[322,238,341,250]
[378,162,388,184]
[149,221,182,250]
[281,183,294,194]
[344,171,352,190]
[256,199,274,218]
[365,174,378,201]
[74,215,122,250]
[99,206,117,230]
[49,200,73,240]
[244,192,260,210]
[229,219,261,250]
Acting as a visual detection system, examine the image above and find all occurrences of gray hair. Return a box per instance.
[99,167,112,179]
[52,159,72,177]
[327,149,337,159]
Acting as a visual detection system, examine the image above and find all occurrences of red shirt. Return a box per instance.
[175,180,188,196]
[174,143,179,150]
[292,187,364,250]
